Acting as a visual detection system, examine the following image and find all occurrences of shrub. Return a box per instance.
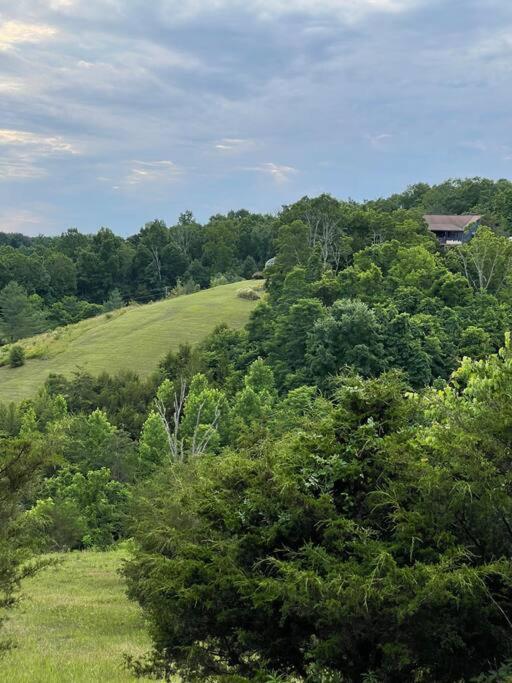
[211,273,243,288]
[236,287,260,300]
[8,345,25,368]
[210,273,229,288]
[170,278,200,297]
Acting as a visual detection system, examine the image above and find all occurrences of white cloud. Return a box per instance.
[366,132,393,148]
[246,162,298,184]
[0,129,79,181]
[0,129,78,154]
[0,78,25,93]
[0,20,57,50]
[122,160,183,187]
[0,157,47,180]
[214,138,256,153]
[49,0,76,8]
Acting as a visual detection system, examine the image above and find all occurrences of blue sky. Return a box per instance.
[0,0,511,235]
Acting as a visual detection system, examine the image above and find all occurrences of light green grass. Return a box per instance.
[0,281,261,404]
[0,548,156,683]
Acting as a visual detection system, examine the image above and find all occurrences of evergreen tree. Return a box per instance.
[0,281,47,342]
[103,288,124,312]
[8,345,25,368]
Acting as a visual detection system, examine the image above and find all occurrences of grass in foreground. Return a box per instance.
[0,548,155,683]
[0,280,260,403]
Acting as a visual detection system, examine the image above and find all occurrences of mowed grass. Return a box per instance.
[0,280,261,403]
[0,548,156,683]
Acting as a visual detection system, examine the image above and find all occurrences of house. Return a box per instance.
[423,214,481,246]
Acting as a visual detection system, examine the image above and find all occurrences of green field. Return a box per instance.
[0,281,260,404]
[0,549,156,683]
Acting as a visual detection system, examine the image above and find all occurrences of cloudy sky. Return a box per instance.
[0,0,511,235]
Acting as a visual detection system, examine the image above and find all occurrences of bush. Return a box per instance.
[8,345,25,368]
[210,273,229,288]
[211,273,243,288]
[23,467,132,551]
[170,278,200,297]
[236,287,260,300]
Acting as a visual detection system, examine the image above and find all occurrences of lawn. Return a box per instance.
[0,548,156,683]
[0,280,261,404]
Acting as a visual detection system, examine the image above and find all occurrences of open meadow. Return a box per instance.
[0,280,260,404]
[0,549,157,683]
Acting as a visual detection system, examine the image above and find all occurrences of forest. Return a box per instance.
[4,177,512,681]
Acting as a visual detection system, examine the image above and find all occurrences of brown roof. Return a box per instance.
[423,214,481,232]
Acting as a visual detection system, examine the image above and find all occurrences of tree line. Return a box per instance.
[2,176,512,343]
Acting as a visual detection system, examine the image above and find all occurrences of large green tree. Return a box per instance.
[125,346,512,681]
[0,281,47,342]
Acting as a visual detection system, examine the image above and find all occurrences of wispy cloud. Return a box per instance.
[0,20,57,50]
[0,129,78,154]
[111,160,183,190]
[0,208,45,233]
[214,138,256,153]
[245,162,298,184]
[0,129,79,181]
[160,0,425,23]
[0,158,47,180]
[366,132,393,149]
[0,78,26,94]
[460,140,488,152]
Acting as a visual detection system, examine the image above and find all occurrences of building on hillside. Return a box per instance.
[423,214,481,246]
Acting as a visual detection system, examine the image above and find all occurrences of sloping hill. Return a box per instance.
[0,280,261,404]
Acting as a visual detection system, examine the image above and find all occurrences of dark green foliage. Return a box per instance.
[8,345,25,368]
[44,370,156,437]
[103,288,124,312]
[125,351,512,681]
[0,282,46,342]
[0,439,50,651]
[241,255,258,279]
[306,298,386,381]
[49,296,103,327]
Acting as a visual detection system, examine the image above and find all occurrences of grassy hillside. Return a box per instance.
[0,280,260,404]
[0,549,155,682]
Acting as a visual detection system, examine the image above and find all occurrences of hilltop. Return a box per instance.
[0,280,260,404]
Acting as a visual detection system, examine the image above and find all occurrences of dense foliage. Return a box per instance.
[6,178,512,680]
[0,438,50,652]
[124,350,512,681]
[1,176,511,343]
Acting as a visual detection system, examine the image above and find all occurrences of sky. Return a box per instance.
[0,0,511,236]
